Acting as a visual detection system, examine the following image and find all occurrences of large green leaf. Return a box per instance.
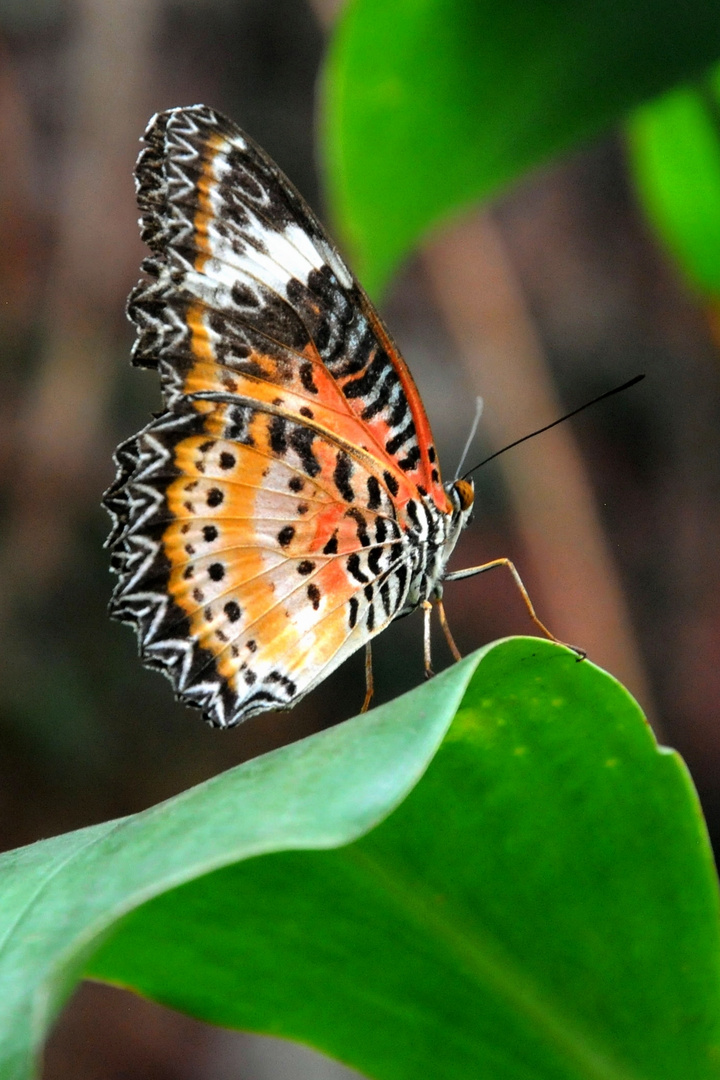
[0,639,717,1079]
[0,642,476,1080]
[627,66,720,296]
[321,0,720,296]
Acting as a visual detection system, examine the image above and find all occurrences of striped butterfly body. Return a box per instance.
[104,105,479,727]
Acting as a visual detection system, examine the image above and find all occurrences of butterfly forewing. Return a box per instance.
[130,105,447,510]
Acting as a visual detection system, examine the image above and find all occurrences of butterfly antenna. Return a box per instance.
[454,396,484,480]
[461,374,645,480]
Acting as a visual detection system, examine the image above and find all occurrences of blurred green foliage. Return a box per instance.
[628,66,720,296]
[321,0,720,297]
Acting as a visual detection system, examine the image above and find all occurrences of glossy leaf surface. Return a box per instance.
[0,640,716,1078]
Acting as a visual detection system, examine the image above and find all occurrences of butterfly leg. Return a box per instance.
[445,558,586,659]
[422,600,435,678]
[361,641,374,713]
[436,597,462,662]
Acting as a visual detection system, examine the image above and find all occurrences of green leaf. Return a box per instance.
[627,68,720,296]
[321,0,720,296]
[1,639,718,1079]
[0,644,481,1080]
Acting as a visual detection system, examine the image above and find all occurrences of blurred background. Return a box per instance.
[2,0,720,1075]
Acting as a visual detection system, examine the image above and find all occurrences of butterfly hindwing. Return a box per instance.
[106,398,415,725]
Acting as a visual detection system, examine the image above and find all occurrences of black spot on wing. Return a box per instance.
[342,349,386,399]
[361,369,400,422]
[332,321,375,378]
[225,405,255,446]
[229,274,311,353]
[277,525,295,548]
[386,418,416,456]
[269,414,287,455]
[224,601,241,622]
[299,361,319,394]
[231,281,260,309]
[345,508,370,547]
[383,471,399,497]
[266,669,297,696]
[309,315,331,353]
[368,548,382,575]
[398,445,421,472]
[333,451,354,502]
[388,395,408,429]
[288,266,365,374]
[289,425,320,477]
[307,584,321,610]
[366,475,381,511]
[346,553,368,584]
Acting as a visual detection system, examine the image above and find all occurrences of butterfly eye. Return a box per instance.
[453,479,474,512]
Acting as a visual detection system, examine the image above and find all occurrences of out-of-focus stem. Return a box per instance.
[0,0,161,600]
[424,210,654,721]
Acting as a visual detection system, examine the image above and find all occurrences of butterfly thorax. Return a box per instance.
[398,478,474,616]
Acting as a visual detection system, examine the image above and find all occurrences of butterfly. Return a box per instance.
[104,104,564,728]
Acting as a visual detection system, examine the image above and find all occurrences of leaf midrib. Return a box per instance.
[347,846,645,1080]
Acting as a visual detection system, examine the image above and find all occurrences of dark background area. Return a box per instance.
[1,0,720,1075]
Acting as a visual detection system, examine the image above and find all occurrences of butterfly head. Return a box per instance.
[451,478,474,516]
[444,476,475,540]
